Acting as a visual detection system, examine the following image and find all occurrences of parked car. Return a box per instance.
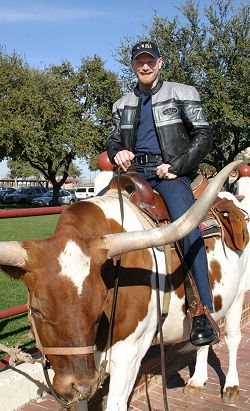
[64,188,76,196]
[75,187,94,200]
[0,188,16,203]
[3,186,47,205]
[31,190,76,207]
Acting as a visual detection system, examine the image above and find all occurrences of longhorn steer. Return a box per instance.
[0,161,249,411]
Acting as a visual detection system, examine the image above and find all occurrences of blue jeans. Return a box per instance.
[136,163,213,312]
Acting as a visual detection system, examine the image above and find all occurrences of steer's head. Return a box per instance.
[1,203,112,404]
[0,161,242,406]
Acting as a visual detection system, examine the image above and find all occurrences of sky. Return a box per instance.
[0,0,194,71]
[0,0,242,177]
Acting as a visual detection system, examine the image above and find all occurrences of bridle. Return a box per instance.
[28,306,98,408]
[28,281,117,410]
[28,310,97,356]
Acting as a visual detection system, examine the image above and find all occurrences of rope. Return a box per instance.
[0,342,36,366]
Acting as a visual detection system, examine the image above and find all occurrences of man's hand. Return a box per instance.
[114,150,135,172]
[156,163,177,180]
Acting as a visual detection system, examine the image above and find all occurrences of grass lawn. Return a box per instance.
[0,213,60,359]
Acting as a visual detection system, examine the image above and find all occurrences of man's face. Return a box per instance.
[132,53,163,89]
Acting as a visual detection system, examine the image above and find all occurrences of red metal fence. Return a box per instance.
[0,304,30,369]
[0,206,63,219]
[0,304,28,319]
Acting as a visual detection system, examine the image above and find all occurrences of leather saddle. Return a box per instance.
[109,171,249,251]
[109,171,208,222]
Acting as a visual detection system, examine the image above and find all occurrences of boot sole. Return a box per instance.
[191,335,220,347]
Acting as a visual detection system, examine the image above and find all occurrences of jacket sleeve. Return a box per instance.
[169,91,212,176]
[107,104,124,164]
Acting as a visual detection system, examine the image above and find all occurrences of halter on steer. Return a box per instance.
[28,307,98,408]
[28,277,116,410]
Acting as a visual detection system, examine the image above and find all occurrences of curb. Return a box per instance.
[0,362,54,411]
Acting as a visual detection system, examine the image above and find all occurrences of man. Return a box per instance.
[107,40,217,346]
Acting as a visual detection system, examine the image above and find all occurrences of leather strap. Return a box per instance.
[184,270,205,317]
[174,242,205,317]
[28,308,97,355]
[175,242,220,340]
[152,248,169,411]
[162,244,171,316]
[42,346,97,355]
[135,154,162,164]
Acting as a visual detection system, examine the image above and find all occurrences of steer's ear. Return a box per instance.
[0,265,27,280]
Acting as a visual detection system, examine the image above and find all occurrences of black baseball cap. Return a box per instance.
[131,41,161,60]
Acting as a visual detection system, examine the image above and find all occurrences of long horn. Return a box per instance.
[0,241,27,267]
[102,160,242,258]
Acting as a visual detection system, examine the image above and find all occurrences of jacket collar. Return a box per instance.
[134,78,163,97]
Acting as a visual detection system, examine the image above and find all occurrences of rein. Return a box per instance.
[98,168,124,385]
[153,248,169,411]
[114,169,169,411]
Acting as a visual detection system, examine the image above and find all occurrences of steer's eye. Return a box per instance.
[31,307,44,320]
[31,307,53,324]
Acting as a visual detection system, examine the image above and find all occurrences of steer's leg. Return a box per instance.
[184,345,209,395]
[103,328,155,411]
[104,344,144,410]
[222,290,245,403]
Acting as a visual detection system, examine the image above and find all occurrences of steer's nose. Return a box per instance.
[72,383,94,400]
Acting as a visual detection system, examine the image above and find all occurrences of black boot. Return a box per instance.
[190,315,218,346]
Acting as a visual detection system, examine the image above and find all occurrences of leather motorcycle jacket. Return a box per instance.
[107,79,212,178]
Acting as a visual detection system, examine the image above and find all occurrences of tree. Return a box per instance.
[0,53,121,203]
[116,0,250,171]
[8,160,43,180]
[77,56,122,169]
[201,0,249,169]
[8,159,82,183]
[0,50,27,160]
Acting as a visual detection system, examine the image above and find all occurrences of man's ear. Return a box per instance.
[158,56,164,70]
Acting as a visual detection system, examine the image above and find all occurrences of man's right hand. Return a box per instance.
[114,150,135,172]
